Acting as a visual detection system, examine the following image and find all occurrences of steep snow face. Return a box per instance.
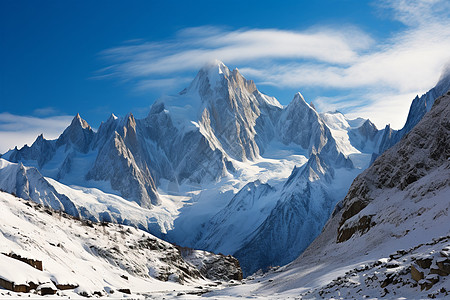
[320,111,382,156]
[0,159,79,217]
[196,180,278,255]
[232,151,361,276]
[0,191,243,298]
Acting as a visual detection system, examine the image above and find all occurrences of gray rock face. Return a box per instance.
[279,93,353,168]
[338,91,450,243]
[86,131,160,207]
[348,120,379,152]
[56,113,94,153]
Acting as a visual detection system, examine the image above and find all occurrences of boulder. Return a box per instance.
[420,274,439,291]
[416,257,433,269]
[37,282,57,295]
[411,264,424,282]
[436,257,450,275]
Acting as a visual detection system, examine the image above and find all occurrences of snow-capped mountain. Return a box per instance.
[0,60,414,275]
[210,86,450,300]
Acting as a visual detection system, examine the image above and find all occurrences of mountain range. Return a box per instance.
[1,60,449,277]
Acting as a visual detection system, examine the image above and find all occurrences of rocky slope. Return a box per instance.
[0,190,242,297]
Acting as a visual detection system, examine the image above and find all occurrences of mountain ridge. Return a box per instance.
[2,60,446,276]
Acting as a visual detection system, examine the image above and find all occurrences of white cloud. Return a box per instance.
[378,0,450,26]
[97,0,450,130]
[134,77,192,92]
[0,113,72,154]
[99,26,373,78]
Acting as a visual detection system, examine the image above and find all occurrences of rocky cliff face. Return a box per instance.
[186,61,280,161]
[338,91,450,243]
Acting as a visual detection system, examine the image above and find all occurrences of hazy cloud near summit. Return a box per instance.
[97,0,450,129]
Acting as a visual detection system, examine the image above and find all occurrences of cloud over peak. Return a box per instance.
[96,0,450,129]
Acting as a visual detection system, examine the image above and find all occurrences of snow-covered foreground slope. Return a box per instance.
[203,91,450,299]
[0,190,244,298]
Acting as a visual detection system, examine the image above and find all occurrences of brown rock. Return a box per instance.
[437,258,450,275]
[2,253,43,271]
[420,275,439,291]
[411,264,424,282]
[416,257,433,269]
[430,267,447,276]
[118,288,131,294]
[55,283,79,290]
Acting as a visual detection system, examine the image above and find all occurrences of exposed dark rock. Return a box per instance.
[55,283,79,290]
[416,257,433,269]
[177,246,243,281]
[118,288,131,294]
[1,253,43,271]
[420,274,439,291]
[337,92,450,243]
[411,264,424,282]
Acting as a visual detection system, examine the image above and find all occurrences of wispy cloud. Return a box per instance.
[32,107,59,117]
[97,0,450,129]
[0,113,72,154]
[378,0,450,26]
[97,26,373,84]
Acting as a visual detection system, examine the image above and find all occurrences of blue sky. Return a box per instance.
[1,0,450,153]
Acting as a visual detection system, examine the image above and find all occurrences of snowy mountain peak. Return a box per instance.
[108,113,118,121]
[56,113,94,153]
[71,113,91,130]
[289,92,315,111]
[201,59,229,75]
[125,112,136,128]
[293,91,306,103]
